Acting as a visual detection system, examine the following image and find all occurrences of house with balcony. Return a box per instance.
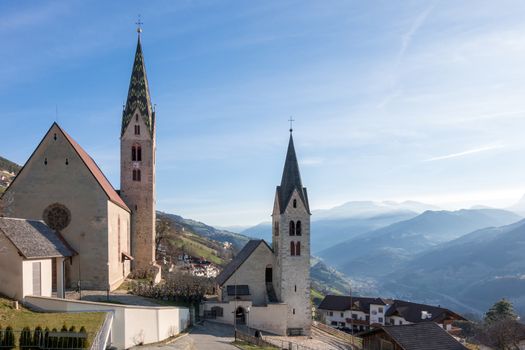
[318,295,465,334]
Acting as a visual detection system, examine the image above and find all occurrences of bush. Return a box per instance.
[32,326,43,350]
[3,326,15,349]
[19,326,32,349]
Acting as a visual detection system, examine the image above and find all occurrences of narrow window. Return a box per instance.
[118,216,121,262]
[135,125,140,135]
[290,241,295,256]
[293,309,295,315]
[44,158,48,165]
[132,169,141,181]
[137,145,142,161]
[274,222,279,236]
[296,221,302,236]
[293,199,297,208]
[65,158,69,165]
[132,146,136,161]
[135,114,138,122]
[53,133,57,141]
[134,205,138,211]
[136,169,141,181]
[296,241,301,256]
[294,285,297,292]
[289,221,295,236]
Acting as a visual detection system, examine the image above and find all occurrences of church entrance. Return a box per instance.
[235,307,246,325]
[265,266,272,283]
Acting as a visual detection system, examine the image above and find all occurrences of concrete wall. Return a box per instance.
[22,259,52,298]
[107,201,131,289]
[24,296,190,350]
[0,233,23,299]
[221,243,273,306]
[202,301,288,335]
[120,110,156,272]
[273,188,311,334]
[1,124,122,290]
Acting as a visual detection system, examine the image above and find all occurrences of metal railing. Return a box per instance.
[89,312,113,350]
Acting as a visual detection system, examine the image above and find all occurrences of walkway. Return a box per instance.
[137,322,237,350]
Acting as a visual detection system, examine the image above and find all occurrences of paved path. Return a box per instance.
[137,322,237,350]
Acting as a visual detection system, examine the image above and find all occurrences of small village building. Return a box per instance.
[0,217,75,300]
[318,295,465,333]
[203,130,312,336]
[361,322,467,350]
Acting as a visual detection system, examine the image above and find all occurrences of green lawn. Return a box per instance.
[0,297,105,345]
[170,235,225,265]
[233,340,277,350]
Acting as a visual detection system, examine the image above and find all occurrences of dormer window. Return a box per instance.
[135,125,140,135]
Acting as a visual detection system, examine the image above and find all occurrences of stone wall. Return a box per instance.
[120,109,156,272]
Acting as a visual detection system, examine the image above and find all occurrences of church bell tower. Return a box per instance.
[272,128,311,335]
[120,27,158,276]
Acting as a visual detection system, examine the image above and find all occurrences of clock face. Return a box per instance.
[43,203,71,231]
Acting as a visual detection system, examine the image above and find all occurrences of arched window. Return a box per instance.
[290,241,295,256]
[296,221,302,236]
[293,199,297,208]
[289,221,295,236]
[132,144,142,161]
[132,169,141,182]
[274,222,279,236]
[296,241,301,256]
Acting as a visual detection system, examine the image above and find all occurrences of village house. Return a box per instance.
[318,295,465,333]
[360,322,467,350]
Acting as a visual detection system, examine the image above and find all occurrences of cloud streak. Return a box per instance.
[424,144,505,162]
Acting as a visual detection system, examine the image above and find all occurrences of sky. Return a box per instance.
[3,1,525,226]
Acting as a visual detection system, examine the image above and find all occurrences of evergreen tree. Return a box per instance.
[485,299,518,324]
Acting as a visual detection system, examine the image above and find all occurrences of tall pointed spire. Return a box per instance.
[121,30,154,136]
[277,131,310,214]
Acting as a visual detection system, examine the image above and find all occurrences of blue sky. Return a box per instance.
[3,1,525,226]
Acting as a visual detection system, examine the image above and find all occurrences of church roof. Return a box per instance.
[276,133,310,214]
[0,217,76,259]
[121,35,154,137]
[58,124,130,211]
[216,240,273,286]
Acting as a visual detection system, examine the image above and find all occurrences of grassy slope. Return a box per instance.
[0,297,105,343]
[169,232,225,265]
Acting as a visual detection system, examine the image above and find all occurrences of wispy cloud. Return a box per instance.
[424,144,505,162]
[397,4,434,64]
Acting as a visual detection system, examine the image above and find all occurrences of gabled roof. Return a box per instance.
[385,300,466,323]
[121,35,154,137]
[276,133,310,214]
[318,295,391,313]
[216,240,273,286]
[2,123,129,212]
[0,217,76,259]
[362,323,467,350]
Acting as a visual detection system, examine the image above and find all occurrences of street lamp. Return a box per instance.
[246,306,251,330]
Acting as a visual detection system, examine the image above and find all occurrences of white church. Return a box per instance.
[202,130,312,336]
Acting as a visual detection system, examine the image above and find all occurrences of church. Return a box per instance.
[202,129,312,336]
[0,30,159,297]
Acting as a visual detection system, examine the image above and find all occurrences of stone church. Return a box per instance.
[202,130,312,336]
[0,31,158,294]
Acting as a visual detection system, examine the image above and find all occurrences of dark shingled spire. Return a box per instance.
[277,132,310,214]
[121,35,154,136]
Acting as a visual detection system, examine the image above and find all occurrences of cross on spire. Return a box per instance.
[288,116,295,133]
[136,14,143,34]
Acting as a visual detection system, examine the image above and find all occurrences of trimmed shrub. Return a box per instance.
[79,326,88,349]
[32,326,43,349]
[3,326,15,349]
[19,326,32,349]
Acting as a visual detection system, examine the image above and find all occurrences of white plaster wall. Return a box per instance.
[0,234,23,299]
[107,201,131,289]
[386,315,409,326]
[369,304,386,325]
[22,259,52,297]
[24,296,190,349]
[221,243,273,306]
[322,309,346,326]
[202,301,288,335]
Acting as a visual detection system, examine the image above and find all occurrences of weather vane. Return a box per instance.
[288,116,295,133]
[136,14,143,34]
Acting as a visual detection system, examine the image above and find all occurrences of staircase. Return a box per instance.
[266,282,278,303]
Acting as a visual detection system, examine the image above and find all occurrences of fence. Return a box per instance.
[312,321,362,348]
[89,312,113,350]
[0,329,93,350]
[235,330,276,348]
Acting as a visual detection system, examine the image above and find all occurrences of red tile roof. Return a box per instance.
[57,124,130,212]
